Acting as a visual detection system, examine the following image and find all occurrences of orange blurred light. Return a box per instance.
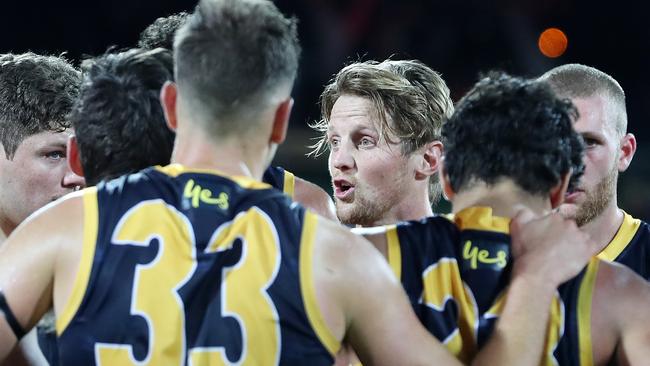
[538,28,568,58]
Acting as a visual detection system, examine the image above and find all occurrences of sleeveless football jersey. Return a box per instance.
[597,211,650,281]
[55,164,338,365]
[39,165,298,365]
[385,207,597,365]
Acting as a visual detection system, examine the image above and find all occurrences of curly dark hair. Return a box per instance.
[443,72,584,196]
[174,0,301,137]
[69,48,175,185]
[0,53,80,159]
[138,12,190,50]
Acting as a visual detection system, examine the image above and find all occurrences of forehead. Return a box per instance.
[19,129,73,148]
[328,94,381,131]
[571,94,617,137]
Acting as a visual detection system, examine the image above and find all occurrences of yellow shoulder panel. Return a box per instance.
[597,211,641,262]
[56,187,99,335]
[577,258,599,366]
[385,225,401,281]
[299,212,341,356]
[283,169,295,198]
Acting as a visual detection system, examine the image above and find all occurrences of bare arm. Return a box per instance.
[0,194,83,361]
[294,176,338,222]
[315,219,460,366]
[593,262,650,365]
[1,330,49,366]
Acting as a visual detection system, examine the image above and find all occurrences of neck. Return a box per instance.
[452,180,551,218]
[171,125,269,181]
[580,198,624,252]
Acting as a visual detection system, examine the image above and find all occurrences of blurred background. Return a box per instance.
[2,0,648,218]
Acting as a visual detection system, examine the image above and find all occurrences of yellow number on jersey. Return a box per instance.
[95,200,196,364]
[189,207,281,365]
[95,201,281,365]
[422,258,564,365]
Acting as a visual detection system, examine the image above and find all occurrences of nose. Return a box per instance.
[329,142,355,172]
[62,168,86,190]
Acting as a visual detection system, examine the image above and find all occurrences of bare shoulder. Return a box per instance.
[594,260,650,363]
[596,260,650,301]
[314,218,388,270]
[294,176,338,222]
[0,191,85,257]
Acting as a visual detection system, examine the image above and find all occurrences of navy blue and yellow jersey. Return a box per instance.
[597,211,650,281]
[385,207,597,365]
[263,166,295,199]
[55,164,339,365]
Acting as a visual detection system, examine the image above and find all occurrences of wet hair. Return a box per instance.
[69,48,175,185]
[0,53,80,159]
[443,72,585,196]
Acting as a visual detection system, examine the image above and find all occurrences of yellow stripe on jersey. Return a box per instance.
[453,207,510,234]
[578,258,598,366]
[543,295,564,365]
[56,187,99,335]
[155,164,272,190]
[283,169,296,198]
[597,211,641,262]
[385,225,402,281]
[299,212,341,356]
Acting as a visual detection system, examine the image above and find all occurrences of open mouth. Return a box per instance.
[564,189,584,203]
[333,179,355,201]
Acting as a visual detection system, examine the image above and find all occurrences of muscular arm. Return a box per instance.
[593,262,650,365]
[294,176,338,222]
[0,194,84,361]
[315,219,460,366]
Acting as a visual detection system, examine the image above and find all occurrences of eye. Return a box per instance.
[583,137,599,147]
[358,136,375,148]
[45,150,66,160]
[328,137,340,149]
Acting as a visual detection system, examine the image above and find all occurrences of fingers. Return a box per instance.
[556,204,577,220]
[510,208,537,242]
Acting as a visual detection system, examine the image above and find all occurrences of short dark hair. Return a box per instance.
[174,0,301,137]
[138,12,190,50]
[443,72,584,196]
[69,48,175,185]
[0,53,80,159]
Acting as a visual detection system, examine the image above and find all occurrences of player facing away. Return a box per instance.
[356,72,650,365]
[136,10,337,221]
[540,64,650,280]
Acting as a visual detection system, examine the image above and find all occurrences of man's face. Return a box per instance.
[0,129,85,234]
[564,95,620,226]
[327,94,419,226]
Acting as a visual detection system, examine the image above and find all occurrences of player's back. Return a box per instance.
[56,164,335,365]
[387,207,597,365]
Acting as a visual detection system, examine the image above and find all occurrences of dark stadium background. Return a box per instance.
[2,0,648,218]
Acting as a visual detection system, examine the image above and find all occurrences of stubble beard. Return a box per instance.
[575,166,617,227]
[336,193,392,227]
